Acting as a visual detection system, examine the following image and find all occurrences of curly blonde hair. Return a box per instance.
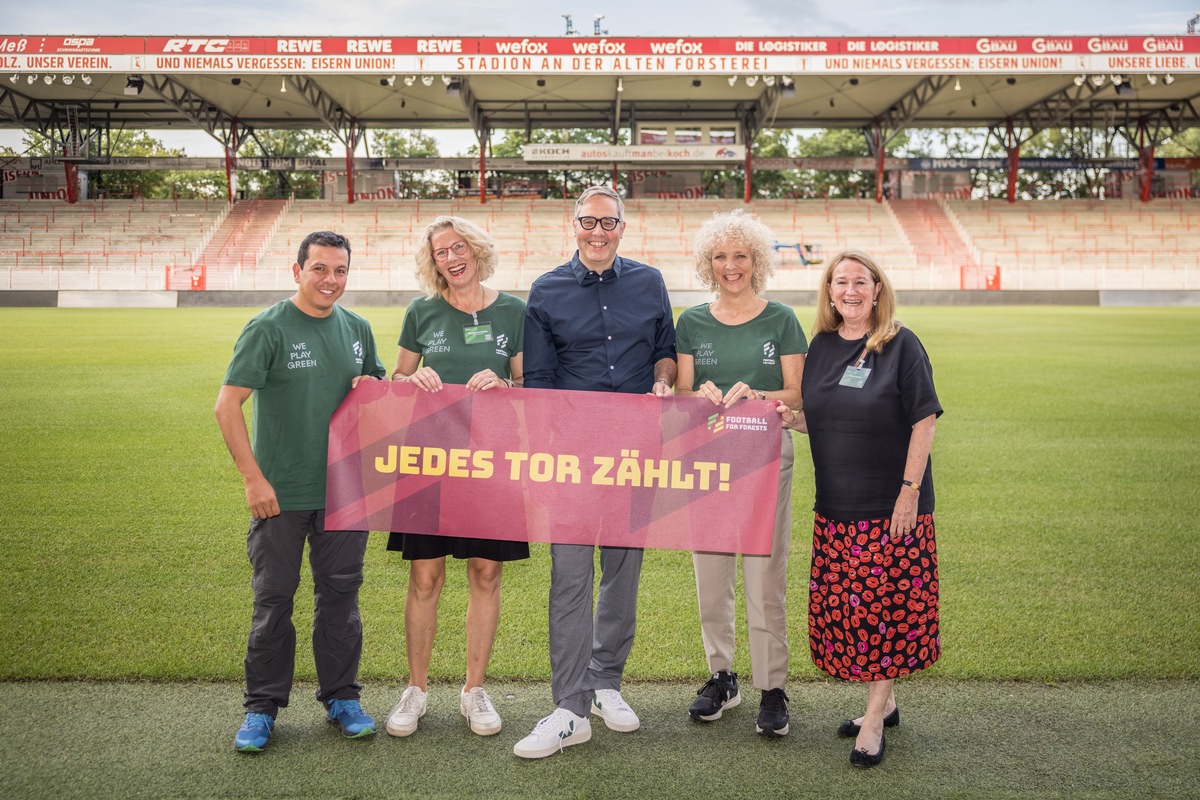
[692,209,779,295]
[813,249,901,353]
[414,215,498,297]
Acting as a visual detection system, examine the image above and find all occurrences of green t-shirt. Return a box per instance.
[675,300,809,394]
[397,292,525,383]
[223,300,386,511]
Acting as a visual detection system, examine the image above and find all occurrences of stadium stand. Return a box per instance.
[944,198,1200,290]
[1,199,227,291]
[3,197,1196,293]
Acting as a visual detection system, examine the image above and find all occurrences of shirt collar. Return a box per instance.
[570,252,624,285]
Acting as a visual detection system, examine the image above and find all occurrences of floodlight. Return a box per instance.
[280,78,287,93]
[421,75,434,86]
[8,74,17,84]
[617,77,623,92]
[1146,74,1157,85]
[954,77,961,91]
[1164,73,1175,85]
[62,74,74,85]
[1074,75,1086,86]
[403,76,415,86]
[1111,75,1123,85]
[1091,75,1105,86]
[124,75,144,95]
[81,74,91,85]
[27,74,36,84]
[764,75,775,86]
[44,74,54,85]
[745,75,758,87]
[727,75,737,86]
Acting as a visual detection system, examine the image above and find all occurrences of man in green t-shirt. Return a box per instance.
[214,231,386,753]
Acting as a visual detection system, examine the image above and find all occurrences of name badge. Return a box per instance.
[839,365,871,388]
[463,322,494,345]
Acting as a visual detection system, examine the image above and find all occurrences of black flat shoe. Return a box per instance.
[850,731,886,768]
[836,706,899,738]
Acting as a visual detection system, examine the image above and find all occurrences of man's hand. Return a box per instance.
[244,474,280,519]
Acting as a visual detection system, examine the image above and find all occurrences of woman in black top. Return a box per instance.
[778,250,942,768]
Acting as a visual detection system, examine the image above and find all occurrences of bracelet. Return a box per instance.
[502,377,515,387]
[902,479,921,491]
[654,379,670,387]
[754,389,766,401]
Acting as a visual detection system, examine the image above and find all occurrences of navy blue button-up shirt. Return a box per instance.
[524,253,676,393]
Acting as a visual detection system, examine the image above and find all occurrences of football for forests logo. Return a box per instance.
[353,340,364,365]
[707,413,725,433]
[762,341,777,366]
[495,332,509,355]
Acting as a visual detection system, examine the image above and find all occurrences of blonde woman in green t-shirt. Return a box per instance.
[675,209,807,738]
[385,216,528,740]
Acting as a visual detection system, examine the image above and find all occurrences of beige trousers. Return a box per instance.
[693,428,794,691]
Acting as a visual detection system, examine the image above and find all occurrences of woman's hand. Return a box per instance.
[404,366,443,392]
[775,402,807,433]
[721,381,755,407]
[466,369,509,392]
[890,489,919,537]
[696,380,723,405]
[698,380,759,407]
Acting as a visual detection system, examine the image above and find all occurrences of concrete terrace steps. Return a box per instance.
[192,199,289,290]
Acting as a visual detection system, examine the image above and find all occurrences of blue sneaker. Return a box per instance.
[235,712,275,752]
[325,698,376,738]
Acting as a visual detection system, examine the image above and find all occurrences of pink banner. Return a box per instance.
[325,382,782,554]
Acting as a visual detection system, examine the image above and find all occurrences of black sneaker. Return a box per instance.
[756,688,789,737]
[689,670,741,722]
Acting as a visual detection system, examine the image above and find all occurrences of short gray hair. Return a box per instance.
[573,185,625,219]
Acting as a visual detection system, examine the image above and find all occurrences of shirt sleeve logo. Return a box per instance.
[762,341,777,365]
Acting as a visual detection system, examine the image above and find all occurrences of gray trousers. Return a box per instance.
[549,543,643,716]
[693,429,794,690]
[243,510,368,714]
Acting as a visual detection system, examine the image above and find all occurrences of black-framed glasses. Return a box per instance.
[432,241,469,262]
[576,216,622,231]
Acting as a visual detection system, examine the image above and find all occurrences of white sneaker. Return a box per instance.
[512,708,591,759]
[460,686,502,736]
[590,689,640,732]
[385,686,427,737]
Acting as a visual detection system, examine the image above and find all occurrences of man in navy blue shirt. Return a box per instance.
[514,186,677,759]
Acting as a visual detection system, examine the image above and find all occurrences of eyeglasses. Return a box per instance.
[432,241,469,262]
[575,216,622,231]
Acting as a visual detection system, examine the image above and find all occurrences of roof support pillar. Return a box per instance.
[478,118,488,204]
[1004,120,1020,203]
[345,125,357,204]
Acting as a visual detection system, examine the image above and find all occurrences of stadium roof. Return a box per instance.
[2,34,1199,150]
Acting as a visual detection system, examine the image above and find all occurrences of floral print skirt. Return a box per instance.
[808,512,940,681]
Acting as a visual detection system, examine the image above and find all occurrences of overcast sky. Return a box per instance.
[3,2,1196,155]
